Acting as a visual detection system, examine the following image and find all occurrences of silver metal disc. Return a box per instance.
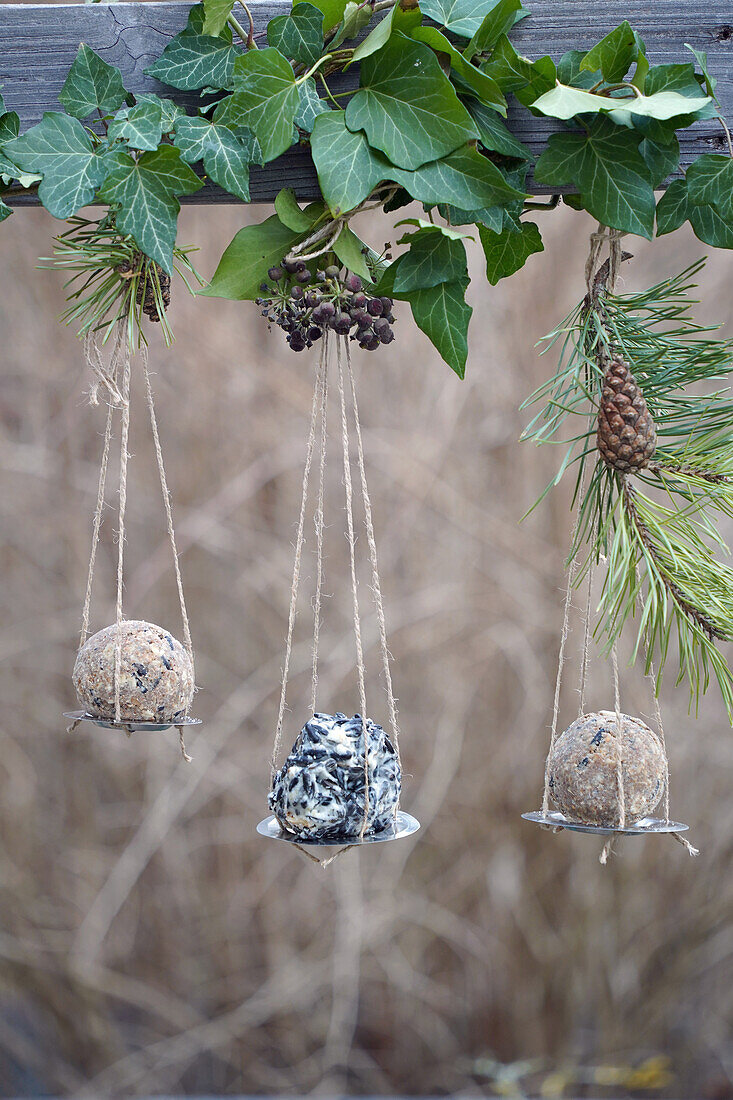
[64,711,202,734]
[256,811,421,847]
[522,810,689,836]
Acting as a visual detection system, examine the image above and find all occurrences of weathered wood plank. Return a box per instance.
[1,0,731,204]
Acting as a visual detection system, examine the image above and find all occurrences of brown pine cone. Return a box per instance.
[130,256,171,324]
[597,356,656,472]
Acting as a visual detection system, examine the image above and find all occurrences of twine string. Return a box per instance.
[336,338,370,840]
[271,344,327,782]
[344,340,401,768]
[113,344,132,726]
[140,347,194,669]
[311,336,329,716]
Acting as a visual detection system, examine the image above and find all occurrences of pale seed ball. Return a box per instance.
[548,710,666,827]
[73,620,194,723]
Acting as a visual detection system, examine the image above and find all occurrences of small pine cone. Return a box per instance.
[597,356,656,472]
[135,262,171,324]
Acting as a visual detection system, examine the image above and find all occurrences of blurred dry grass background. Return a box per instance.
[0,197,732,1097]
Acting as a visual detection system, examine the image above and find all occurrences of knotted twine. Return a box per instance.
[70,328,195,762]
[271,334,401,868]
[539,226,698,862]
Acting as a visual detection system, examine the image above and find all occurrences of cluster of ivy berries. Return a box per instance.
[256,260,396,353]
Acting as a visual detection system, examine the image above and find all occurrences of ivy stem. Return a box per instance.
[297,54,334,84]
[228,10,256,49]
[318,75,343,109]
[718,111,733,158]
[523,194,561,212]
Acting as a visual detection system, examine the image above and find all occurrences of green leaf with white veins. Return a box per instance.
[0,198,11,223]
[267,3,323,65]
[295,78,329,132]
[393,225,468,293]
[203,0,234,36]
[4,112,110,218]
[535,119,655,238]
[409,279,472,378]
[274,187,323,232]
[294,0,346,34]
[331,2,373,49]
[174,115,256,202]
[465,0,524,61]
[145,29,241,91]
[58,44,128,119]
[409,26,506,113]
[420,0,509,39]
[689,203,733,249]
[349,3,421,66]
[686,154,733,221]
[655,179,690,237]
[108,95,164,151]
[311,110,385,214]
[203,214,302,299]
[97,146,203,272]
[479,220,543,284]
[465,98,532,159]
[579,22,638,83]
[532,83,710,122]
[345,34,478,171]
[389,145,524,210]
[215,48,299,163]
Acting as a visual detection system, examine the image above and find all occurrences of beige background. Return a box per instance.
[0,199,732,1095]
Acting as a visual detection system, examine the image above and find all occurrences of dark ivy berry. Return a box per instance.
[304,291,321,308]
[332,312,352,335]
[373,316,390,334]
[268,266,283,282]
[367,298,384,317]
[295,267,312,283]
[352,308,370,327]
[289,332,307,351]
[284,259,300,274]
[365,335,380,351]
[320,301,336,319]
[378,327,394,345]
[260,283,269,292]
[308,326,322,341]
[325,265,340,279]
[316,270,326,282]
[380,297,393,313]
[291,285,305,301]
[351,292,367,310]
[344,273,362,293]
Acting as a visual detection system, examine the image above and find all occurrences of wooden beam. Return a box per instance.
[1,0,731,204]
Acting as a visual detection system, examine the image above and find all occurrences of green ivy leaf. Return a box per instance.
[655,178,689,236]
[0,91,5,114]
[390,144,524,210]
[644,63,705,98]
[478,219,543,284]
[174,114,256,202]
[420,0,511,39]
[686,154,733,220]
[535,119,655,238]
[464,97,532,159]
[0,109,20,178]
[685,44,717,99]
[267,3,324,65]
[96,146,203,272]
[345,34,478,171]
[108,94,165,151]
[160,99,188,133]
[639,135,679,187]
[215,48,299,163]
[409,26,507,113]
[556,50,600,89]
[408,279,472,378]
[311,110,385,214]
[483,35,555,98]
[437,202,504,232]
[4,112,110,218]
[464,0,524,61]
[333,224,373,282]
[689,203,733,249]
[579,21,638,83]
[293,0,347,34]
[331,1,374,49]
[203,213,302,298]
[58,44,128,119]
[145,28,241,91]
[349,3,421,66]
[532,82,710,122]
[274,187,323,231]
[295,78,330,131]
[0,198,12,223]
[203,0,234,36]
[392,226,468,293]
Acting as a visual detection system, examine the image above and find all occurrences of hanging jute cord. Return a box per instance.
[271,335,399,866]
[70,328,194,762]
